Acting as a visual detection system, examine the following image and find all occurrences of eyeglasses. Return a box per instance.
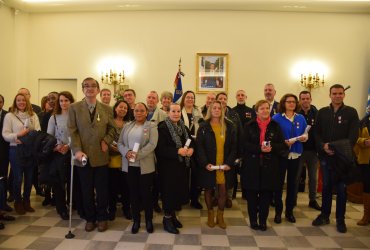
[83,85,98,89]
[185,96,195,100]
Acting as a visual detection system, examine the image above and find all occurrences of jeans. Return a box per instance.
[296,150,319,201]
[320,157,347,220]
[9,146,34,202]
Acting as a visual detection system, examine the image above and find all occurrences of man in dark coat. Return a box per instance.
[312,84,359,233]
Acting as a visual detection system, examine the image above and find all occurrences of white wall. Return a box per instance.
[2,10,370,116]
[0,5,16,109]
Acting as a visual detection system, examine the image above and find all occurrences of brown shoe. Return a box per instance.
[23,201,35,212]
[14,201,25,215]
[85,222,96,232]
[97,220,108,232]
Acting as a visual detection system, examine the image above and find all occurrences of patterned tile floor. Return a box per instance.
[0,191,369,250]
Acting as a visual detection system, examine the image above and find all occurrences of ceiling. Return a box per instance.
[2,0,370,14]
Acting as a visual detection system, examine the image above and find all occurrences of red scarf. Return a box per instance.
[256,117,271,145]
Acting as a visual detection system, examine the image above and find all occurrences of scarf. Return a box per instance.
[164,117,191,167]
[256,116,271,145]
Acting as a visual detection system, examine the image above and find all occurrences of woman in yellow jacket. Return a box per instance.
[354,102,370,226]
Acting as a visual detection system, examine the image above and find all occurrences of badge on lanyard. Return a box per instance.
[338,116,342,124]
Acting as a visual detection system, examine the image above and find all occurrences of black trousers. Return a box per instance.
[246,190,272,225]
[275,157,300,214]
[108,168,130,214]
[127,166,153,222]
[76,165,109,222]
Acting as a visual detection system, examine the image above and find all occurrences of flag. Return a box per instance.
[173,71,183,103]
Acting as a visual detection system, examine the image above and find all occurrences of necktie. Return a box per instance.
[89,105,95,114]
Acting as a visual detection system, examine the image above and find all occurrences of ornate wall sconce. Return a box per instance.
[101,70,127,95]
[300,73,324,91]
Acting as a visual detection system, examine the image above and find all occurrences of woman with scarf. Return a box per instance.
[180,90,203,209]
[196,100,237,229]
[241,100,287,231]
[156,103,194,234]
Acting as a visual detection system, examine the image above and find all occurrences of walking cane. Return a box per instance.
[65,137,75,239]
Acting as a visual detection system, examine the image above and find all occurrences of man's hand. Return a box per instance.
[75,151,86,162]
[101,140,108,152]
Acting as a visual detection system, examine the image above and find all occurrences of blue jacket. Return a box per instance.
[272,113,307,155]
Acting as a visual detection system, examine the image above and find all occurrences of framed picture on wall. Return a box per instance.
[196,53,228,93]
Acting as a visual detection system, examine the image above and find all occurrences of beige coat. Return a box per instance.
[68,100,114,167]
[118,120,158,174]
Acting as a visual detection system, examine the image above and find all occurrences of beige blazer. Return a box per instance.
[118,120,158,174]
[68,100,114,167]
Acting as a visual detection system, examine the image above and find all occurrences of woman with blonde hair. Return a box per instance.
[2,93,40,214]
[196,100,237,229]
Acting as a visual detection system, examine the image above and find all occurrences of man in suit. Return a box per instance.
[263,83,279,117]
[68,77,115,232]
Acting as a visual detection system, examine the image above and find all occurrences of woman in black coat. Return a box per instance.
[156,103,194,234]
[196,101,237,229]
[241,100,288,231]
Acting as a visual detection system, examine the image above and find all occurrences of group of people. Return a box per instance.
[0,79,368,235]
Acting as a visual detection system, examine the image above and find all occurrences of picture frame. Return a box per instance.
[196,53,228,93]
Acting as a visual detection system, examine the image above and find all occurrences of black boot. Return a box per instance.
[146,220,154,233]
[131,220,140,234]
[163,217,179,234]
[171,212,183,228]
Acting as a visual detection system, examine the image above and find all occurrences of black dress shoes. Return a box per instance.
[285,212,296,223]
[250,222,259,230]
[163,217,179,234]
[259,223,267,231]
[146,220,154,233]
[131,221,140,234]
[274,214,282,224]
